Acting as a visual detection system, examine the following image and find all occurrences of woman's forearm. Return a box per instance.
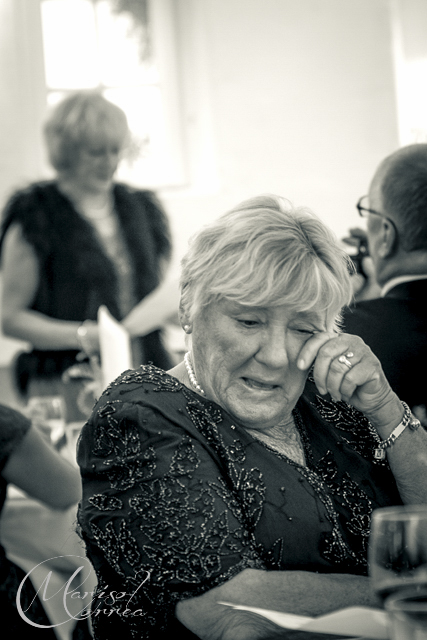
[1,223,98,351]
[176,567,379,640]
[363,392,427,505]
[122,276,180,337]
[3,425,82,509]
[385,425,427,504]
[2,308,97,351]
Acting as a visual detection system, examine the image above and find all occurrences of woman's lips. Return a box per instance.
[242,377,279,391]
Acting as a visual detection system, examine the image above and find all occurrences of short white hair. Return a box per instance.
[180,194,353,327]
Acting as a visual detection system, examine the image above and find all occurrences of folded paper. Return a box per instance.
[218,602,389,639]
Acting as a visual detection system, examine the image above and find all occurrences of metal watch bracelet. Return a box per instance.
[374,401,421,460]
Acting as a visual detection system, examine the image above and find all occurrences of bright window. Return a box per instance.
[40,0,185,187]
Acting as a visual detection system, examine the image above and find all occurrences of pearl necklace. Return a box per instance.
[184,351,206,396]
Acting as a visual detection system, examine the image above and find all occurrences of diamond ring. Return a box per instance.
[338,354,353,369]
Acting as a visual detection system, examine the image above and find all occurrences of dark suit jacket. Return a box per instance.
[342,279,427,412]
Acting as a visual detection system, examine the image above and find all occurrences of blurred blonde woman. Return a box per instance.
[0,91,173,399]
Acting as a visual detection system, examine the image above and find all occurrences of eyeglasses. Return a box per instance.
[356,195,398,233]
[356,195,385,218]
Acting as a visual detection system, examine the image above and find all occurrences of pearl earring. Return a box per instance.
[183,324,191,333]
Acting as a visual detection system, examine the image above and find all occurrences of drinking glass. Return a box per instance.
[26,395,66,446]
[369,505,427,604]
[63,421,84,465]
[385,589,427,639]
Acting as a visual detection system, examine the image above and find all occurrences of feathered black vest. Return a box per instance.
[0,181,173,393]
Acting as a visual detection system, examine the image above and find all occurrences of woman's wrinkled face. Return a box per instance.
[70,134,124,192]
[191,299,330,430]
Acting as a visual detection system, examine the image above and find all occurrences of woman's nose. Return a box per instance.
[99,152,120,174]
[106,151,120,165]
[256,329,289,368]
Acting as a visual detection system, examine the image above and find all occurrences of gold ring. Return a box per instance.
[338,355,353,369]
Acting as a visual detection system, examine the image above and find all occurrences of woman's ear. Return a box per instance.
[179,301,192,333]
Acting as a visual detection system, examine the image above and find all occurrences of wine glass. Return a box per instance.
[26,395,66,446]
[385,588,427,639]
[369,505,427,605]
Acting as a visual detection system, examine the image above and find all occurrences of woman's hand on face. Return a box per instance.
[297,332,398,421]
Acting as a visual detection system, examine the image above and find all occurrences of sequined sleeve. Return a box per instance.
[77,390,266,636]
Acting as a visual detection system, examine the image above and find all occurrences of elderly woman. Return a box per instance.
[0,90,173,399]
[77,195,427,640]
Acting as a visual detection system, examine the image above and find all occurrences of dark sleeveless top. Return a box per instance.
[0,181,173,394]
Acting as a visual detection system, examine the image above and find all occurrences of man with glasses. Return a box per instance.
[342,143,427,425]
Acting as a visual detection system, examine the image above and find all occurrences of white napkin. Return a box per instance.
[98,305,132,387]
[218,602,389,639]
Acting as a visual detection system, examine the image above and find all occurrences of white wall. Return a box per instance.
[0,0,47,364]
[0,0,47,203]
[0,0,413,366]
[391,0,427,145]
[162,0,399,262]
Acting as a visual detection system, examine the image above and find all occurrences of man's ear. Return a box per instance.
[378,218,397,258]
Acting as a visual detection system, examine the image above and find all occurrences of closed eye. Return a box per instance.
[237,319,260,327]
[294,328,318,335]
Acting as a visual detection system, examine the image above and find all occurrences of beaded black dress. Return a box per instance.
[77,366,402,639]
